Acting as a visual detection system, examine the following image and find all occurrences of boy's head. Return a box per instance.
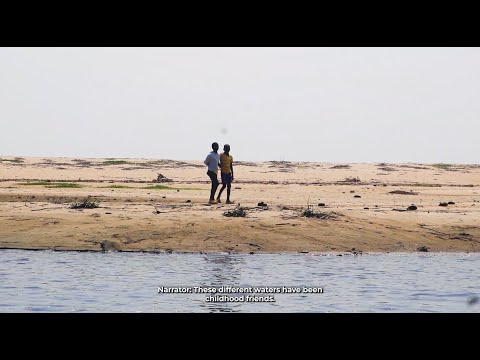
[223,144,230,153]
[212,142,219,151]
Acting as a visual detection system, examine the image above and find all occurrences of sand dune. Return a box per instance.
[1,157,479,253]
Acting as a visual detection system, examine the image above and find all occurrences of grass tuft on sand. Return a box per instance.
[302,206,337,220]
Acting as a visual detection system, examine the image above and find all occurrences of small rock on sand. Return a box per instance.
[354,195,361,198]
[417,246,429,252]
[258,202,267,207]
[448,201,455,205]
[439,202,448,207]
[100,240,120,251]
[407,205,417,211]
[318,203,326,207]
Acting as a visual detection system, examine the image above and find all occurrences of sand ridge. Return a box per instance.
[0,156,479,253]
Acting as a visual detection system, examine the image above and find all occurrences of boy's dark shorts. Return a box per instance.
[221,172,232,185]
[207,170,219,186]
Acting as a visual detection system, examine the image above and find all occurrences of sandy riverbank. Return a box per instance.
[1,156,479,253]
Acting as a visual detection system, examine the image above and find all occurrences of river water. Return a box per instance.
[0,250,479,312]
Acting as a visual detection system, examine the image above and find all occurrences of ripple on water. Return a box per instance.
[0,250,479,312]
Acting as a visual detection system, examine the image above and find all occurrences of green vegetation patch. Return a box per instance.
[48,183,81,188]
[432,163,453,170]
[19,182,81,188]
[101,160,132,166]
[143,185,176,190]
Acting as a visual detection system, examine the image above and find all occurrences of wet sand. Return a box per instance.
[1,157,479,253]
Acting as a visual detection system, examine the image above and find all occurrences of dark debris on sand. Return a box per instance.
[154,173,173,183]
[223,205,247,217]
[302,208,339,220]
[389,190,419,195]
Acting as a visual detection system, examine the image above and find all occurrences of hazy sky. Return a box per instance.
[1,47,479,163]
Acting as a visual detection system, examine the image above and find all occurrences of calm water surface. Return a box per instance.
[0,250,479,312]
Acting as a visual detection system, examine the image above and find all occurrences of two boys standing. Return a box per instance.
[204,142,234,204]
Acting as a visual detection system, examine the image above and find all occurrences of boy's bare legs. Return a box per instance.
[216,184,226,203]
[226,184,233,204]
[208,171,219,204]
